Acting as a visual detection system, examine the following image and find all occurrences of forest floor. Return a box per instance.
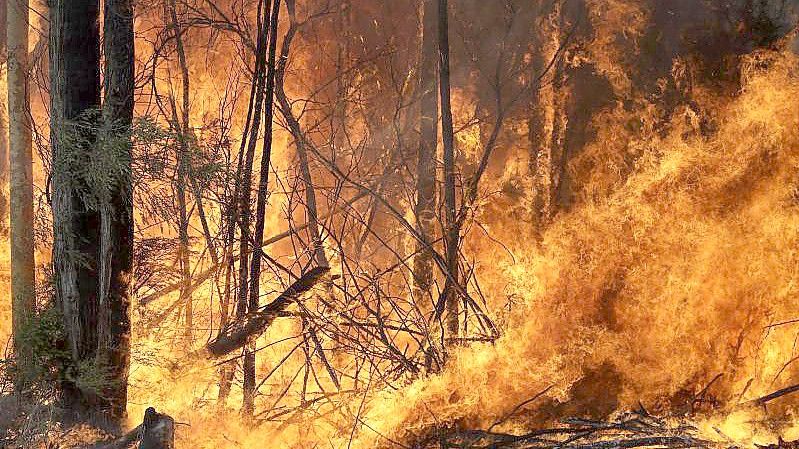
[0,401,777,449]
[0,394,114,448]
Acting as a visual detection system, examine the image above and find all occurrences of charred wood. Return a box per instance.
[206,266,331,357]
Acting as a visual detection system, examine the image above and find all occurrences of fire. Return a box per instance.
[5,0,799,448]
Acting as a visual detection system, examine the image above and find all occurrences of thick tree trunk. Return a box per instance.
[98,0,134,423]
[8,0,35,379]
[412,0,438,304]
[50,0,103,415]
[437,0,459,339]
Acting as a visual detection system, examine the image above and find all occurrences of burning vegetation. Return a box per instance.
[2,0,799,448]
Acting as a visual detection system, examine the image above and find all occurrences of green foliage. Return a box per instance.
[10,307,70,392]
[8,306,117,399]
[51,108,133,214]
[66,358,117,400]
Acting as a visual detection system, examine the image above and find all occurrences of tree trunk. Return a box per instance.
[0,0,9,237]
[437,0,459,339]
[98,0,134,423]
[549,4,568,218]
[235,0,272,418]
[245,0,281,417]
[528,28,546,234]
[165,0,195,343]
[8,0,35,381]
[412,0,438,306]
[276,0,328,270]
[50,0,103,416]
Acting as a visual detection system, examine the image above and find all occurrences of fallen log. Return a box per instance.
[206,266,331,357]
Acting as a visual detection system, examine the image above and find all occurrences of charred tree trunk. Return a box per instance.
[92,407,175,449]
[437,0,459,339]
[235,0,272,418]
[413,0,438,304]
[276,0,328,269]
[98,0,134,422]
[50,0,103,416]
[244,0,281,417]
[8,0,35,382]
[165,0,195,343]
[528,28,547,233]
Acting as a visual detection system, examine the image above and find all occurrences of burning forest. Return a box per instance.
[2,0,799,448]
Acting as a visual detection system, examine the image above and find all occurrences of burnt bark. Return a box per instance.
[50,0,103,414]
[437,0,459,338]
[98,0,135,422]
[207,266,330,357]
[243,0,282,418]
[230,0,272,417]
[89,407,174,449]
[0,0,8,237]
[412,0,438,303]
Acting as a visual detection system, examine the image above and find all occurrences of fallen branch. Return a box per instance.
[418,410,720,449]
[738,383,799,409]
[206,266,331,357]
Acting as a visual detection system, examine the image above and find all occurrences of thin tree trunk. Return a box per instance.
[0,0,9,237]
[437,0,459,338]
[165,0,195,343]
[412,0,438,304]
[50,0,103,415]
[236,0,271,418]
[528,30,546,234]
[275,0,326,270]
[549,4,567,219]
[8,0,35,381]
[218,0,269,404]
[98,0,134,424]
[244,0,281,418]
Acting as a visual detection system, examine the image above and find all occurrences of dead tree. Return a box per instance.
[231,0,273,417]
[244,0,282,418]
[412,0,439,303]
[163,0,195,342]
[436,0,460,339]
[275,0,329,270]
[0,0,8,237]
